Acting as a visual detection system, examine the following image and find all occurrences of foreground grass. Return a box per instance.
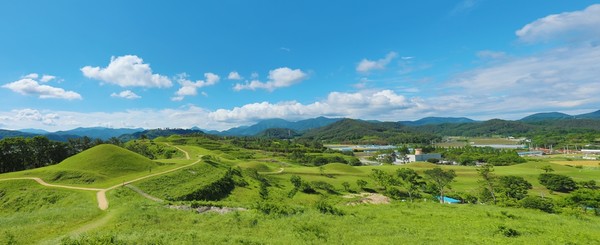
[58,187,600,244]
[0,180,102,244]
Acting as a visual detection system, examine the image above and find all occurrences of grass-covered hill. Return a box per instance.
[300,118,440,144]
[58,144,159,177]
[1,144,162,186]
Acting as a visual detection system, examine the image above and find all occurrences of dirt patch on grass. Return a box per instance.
[168,205,246,214]
[344,193,390,205]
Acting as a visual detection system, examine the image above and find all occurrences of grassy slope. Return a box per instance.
[0,144,195,188]
[59,187,600,244]
[0,180,102,244]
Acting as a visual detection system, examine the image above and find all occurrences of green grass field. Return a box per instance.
[1,137,600,244]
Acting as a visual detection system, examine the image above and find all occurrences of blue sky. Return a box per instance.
[1,0,599,131]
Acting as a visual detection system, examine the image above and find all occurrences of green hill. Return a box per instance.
[41,144,159,184]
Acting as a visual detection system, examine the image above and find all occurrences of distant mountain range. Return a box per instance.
[215,117,343,136]
[1,109,598,141]
[0,127,144,141]
[399,117,476,126]
[519,110,600,122]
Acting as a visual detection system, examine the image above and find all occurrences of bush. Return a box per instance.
[256,201,304,216]
[539,173,577,193]
[299,182,317,194]
[315,199,344,216]
[519,196,554,213]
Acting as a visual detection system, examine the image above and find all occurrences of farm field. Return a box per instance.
[1,136,600,244]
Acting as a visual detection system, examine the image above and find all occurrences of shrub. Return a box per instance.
[539,173,577,193]
[315,199,344,216]
[256,201,304,216]
[519,196,554,213]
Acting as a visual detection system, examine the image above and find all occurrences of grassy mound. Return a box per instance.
[237,162,272,172]
[58,144,158,178]
[136,162,233,201]
[322,163,361,173]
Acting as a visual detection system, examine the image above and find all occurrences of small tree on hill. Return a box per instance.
[497,175,531,201]
[342,181,351,192]
[396,168,424,201]
[541,165,554,173]
[424,167,456,203]
[356,179,368,190]
[539,173,577,193]
[477,164,497,204]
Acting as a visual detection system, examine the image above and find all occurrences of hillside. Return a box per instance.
[52,144,158,182]
[520,112,573,122]
[400,117,476,126]
[301,118,440,144]
[257,128,301,139]
[54,127,143,140]
[576,109,600,119]
[118,128,203,142]
[219,117,341,136]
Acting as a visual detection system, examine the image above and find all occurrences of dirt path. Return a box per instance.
[126,184,164,202]
[0,177,103,191]
[0,144,198,211]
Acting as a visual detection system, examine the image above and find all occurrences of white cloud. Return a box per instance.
[172,73,220,101]
[111,90,141,99]
[227,71,242,80]
[210,89,415,123]
[24,73,39,79]
[447,45,600,117]
[450,0,481,15]
[516,4,600,43]
[356,52,397,73]
[233,67,307,91]
[2,78,82,100]
[40,75,56,83]
[477,50,507,59]
[81,55,173,88]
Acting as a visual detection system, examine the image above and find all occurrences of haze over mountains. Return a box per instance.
[1,109,599,141]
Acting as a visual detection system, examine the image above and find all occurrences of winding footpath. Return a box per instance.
[0,144,197,211]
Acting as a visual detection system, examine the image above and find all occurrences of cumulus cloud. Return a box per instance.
[210,89,414,123]
[2,76,82,100]
[40,75,56,83]
[516,4,600,43]
[111,90,141,99]
[227,71,242,80]
[233,67,307,91]
[172,73,220,101]
[81,55,172,88]
[356,52,398,73]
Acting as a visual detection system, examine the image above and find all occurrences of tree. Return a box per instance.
[290,175,302,189]
[477,164,497,204]
[519,196,554,213]
[497,176,531,201]
[371,169,393,190]
[356,179,368,190]
[396,168,424,201]
[342,181,351,192]
[541,165,554,173]
[259,181,269,200]
[539,173,577,193]
[424,167,456,203]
